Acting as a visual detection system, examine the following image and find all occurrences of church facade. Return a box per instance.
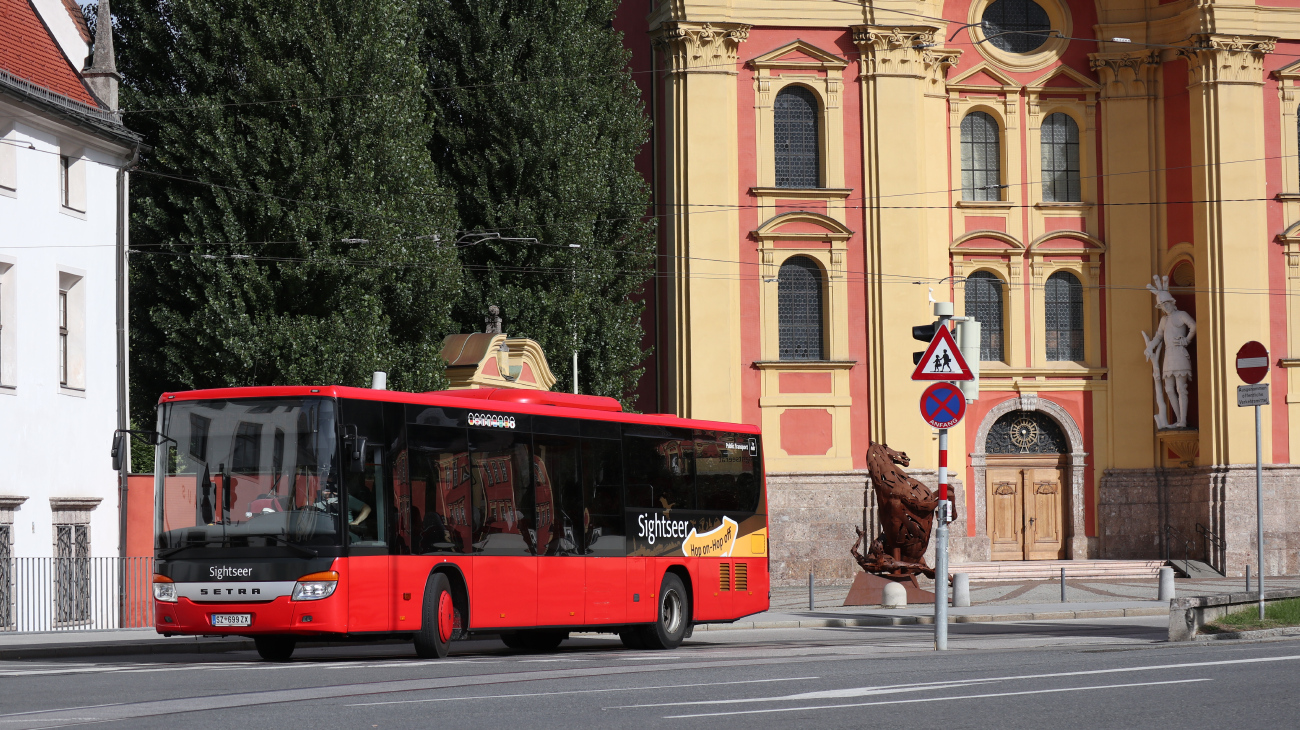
[614,0,1300,582]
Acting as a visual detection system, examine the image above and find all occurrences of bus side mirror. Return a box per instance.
[348,436,367,472]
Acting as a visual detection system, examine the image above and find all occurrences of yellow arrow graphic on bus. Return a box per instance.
[681,516,738,558]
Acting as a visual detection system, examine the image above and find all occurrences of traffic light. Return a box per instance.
[954,318,981,402]
[912,323,940,365]
[912,302,954,364]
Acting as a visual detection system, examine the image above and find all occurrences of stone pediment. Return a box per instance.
[753,211,853,241]
[749,40,848,71]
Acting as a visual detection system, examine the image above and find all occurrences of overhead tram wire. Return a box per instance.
[114,245,1300,301]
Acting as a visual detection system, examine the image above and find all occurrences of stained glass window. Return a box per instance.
[961,112,1002,201]
[982,0,1052,54]
[778,256,825,360]
[1045,271,1084,361]
[965,271,1005,361]
[774,86,820,188]
[1041,113,1081,202]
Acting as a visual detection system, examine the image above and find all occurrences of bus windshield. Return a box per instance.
[155,397,341,552]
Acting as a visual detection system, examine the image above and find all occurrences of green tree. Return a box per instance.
[114,0,461,427]
[421,0,655,407]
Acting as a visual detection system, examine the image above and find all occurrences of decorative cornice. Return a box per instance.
[1176,35,1277,87]
[852,25,956,83]
[0,495,28,511]
[49,497,103,512]
[653,22,751,75]
[1087,51,1159,99]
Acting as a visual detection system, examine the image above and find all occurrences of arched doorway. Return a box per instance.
[983,410,1069,560]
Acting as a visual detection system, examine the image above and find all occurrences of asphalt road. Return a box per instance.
[2,617,1297,729]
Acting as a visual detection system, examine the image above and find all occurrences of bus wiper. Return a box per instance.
[263,535,318,558]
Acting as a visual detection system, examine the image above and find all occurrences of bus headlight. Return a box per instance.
[292,571,339,601]
[153,575,177,603]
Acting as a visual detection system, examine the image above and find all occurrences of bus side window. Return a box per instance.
[339,399,387,550]
[581,437,624,556]
[623,429,695,512]
[694,430,759,513]
[407,424,471,554]
[468,429,535,556]
[533,434,583,556]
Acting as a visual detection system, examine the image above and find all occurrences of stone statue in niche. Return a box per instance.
[1142,275,1197,428]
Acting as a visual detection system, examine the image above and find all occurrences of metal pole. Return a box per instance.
[573,350,578,395]
[1061,566,1066,603]
[935,428,949,651]
[808,571,814,611]
[1256,403,1265,620]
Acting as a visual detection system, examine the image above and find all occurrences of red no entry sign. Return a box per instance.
[1236,341,1269,384]
[920,382,966,429]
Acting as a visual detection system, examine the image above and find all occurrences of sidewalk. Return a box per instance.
[4,576,1290,660]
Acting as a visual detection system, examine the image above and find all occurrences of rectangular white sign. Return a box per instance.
[1237,383,1270,407]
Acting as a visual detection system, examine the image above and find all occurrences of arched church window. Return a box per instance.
[778,256,824,360]
[1045,271,1084,361]
[981,0,1052,54]
[961,112,1001,201]
[965,271,1005,361]
[1041,113,1080,202]
[774,86,820,188]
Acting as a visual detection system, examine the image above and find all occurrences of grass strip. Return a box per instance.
[1203,597,1300,633]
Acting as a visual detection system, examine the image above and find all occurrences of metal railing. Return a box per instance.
[1196,523,1226,575]
[1,557,154,633]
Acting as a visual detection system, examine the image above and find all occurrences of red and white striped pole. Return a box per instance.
[935,427,949,650]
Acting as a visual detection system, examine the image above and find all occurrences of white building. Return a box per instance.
[0,0,138,566]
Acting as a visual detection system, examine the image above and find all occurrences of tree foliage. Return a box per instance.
[421,0,655,407]
[115,0,461,418]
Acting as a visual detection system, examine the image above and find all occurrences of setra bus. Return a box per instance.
[143,385,768,661]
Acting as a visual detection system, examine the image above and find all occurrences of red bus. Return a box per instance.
[148,385,768,661]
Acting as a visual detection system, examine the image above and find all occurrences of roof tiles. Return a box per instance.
[0,0,99,106]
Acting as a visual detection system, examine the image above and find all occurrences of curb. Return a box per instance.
[1194,626,1300,642]
[0,608,1171,660]
[695,606,1169,631]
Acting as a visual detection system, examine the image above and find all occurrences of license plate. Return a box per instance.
[211,613,252,627]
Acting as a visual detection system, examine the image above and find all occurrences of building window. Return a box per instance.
[961,112,1002,201]
[57,271,85,390]
[981,0,1052,54]
[0,520,10,629]
[58,290,68,386]
[774,86,820,189]
[965,271,1005,361]
[0,260,10,387]
[1041,113,1081,202]
[778,256,825,360]
[60,156,71,208]
[1045,270,1084,361]
[55,523,90,625]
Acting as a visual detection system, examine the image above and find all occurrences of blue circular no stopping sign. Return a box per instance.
[920,382,966,429]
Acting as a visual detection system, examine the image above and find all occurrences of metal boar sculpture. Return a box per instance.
[850,441,958,579]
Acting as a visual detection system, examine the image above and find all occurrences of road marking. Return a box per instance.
[613,651,1300,709]
[345,676,820,707]
[662,679,1212,718]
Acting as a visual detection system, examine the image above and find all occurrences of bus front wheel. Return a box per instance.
[414,573,455,659]
[641,573,689,650]
[254,635,296,662]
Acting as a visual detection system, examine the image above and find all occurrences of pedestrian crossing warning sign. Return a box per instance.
[911,325,974,381]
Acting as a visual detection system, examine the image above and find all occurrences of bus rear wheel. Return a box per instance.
[640,572,689,650]
[254,635,296,662]
[501,630,567,652]
[414,573,455,659]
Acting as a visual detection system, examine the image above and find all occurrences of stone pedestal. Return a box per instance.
[843,572,935,606]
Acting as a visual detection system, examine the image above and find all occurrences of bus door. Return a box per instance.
[469,428,537,628]
[341,400,392,633]
[532,431,585,626]
[582,436,626,624]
